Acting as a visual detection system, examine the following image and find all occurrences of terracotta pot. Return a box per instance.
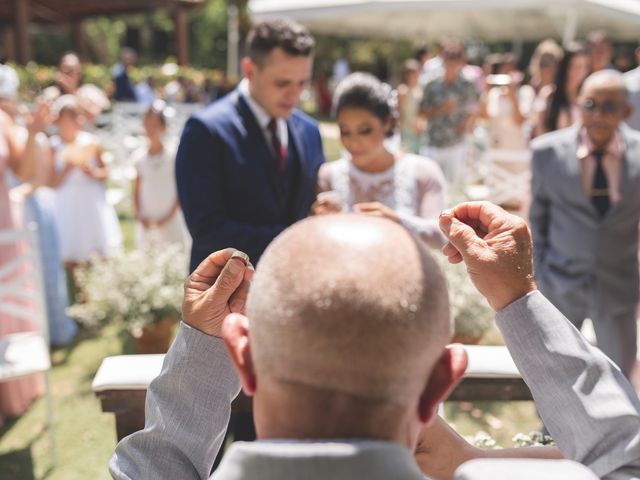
[451,334,483,345]
[131,316,176,354]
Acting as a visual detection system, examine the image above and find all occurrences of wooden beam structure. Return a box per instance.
[0,0,203,64]
[14,0,32,64]
[174,6,189,66]
[1,25,15,61]
[72,19,87,61]
[0,0,203,24]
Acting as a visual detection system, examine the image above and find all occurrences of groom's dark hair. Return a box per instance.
[246,18,315,67]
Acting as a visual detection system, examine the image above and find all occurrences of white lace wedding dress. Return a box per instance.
[317,153,447,249]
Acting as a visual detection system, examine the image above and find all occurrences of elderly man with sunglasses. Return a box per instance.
[530,69,640,379]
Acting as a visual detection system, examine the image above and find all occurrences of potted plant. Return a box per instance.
[437,257,495,344]
[69,242,187,353]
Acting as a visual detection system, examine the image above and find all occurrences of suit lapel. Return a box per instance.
[607,126,640,218]
[287,115,310,218]
[288,115,308,174]
[235,94,285,207]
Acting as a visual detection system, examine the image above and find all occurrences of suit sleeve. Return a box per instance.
[176,118,286,266]
[109,323,240,480]
[496,292,640,479]
[529,147,550,276]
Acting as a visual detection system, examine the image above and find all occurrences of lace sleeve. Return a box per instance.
[397,156,447,249]
[317,161,333,193]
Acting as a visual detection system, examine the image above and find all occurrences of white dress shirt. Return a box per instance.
[238,79,288,156]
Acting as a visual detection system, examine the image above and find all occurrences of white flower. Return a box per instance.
[68,240,188,332]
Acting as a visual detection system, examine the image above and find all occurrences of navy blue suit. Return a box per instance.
[113,68,137,102]
[176,89,325,272]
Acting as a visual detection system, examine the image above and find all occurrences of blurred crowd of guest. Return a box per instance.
[386,31,640,184]
[0,52,192,425]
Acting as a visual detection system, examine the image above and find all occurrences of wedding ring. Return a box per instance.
[231,250,250,265]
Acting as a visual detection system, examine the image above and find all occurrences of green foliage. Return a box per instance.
[437,256,495,343]
[30,27,73,64]
[10,63,225,101]
[84,17,128,65]
[68,242,187,334]
[189,0,231,70]
[0,323,129,480]
[313,34,415,81]
[24,1,235,68]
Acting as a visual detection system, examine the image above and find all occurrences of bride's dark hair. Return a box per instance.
[332,72,397,137]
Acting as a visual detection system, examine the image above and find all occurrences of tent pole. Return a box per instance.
[227,5,240,80]
[562,7,578,47]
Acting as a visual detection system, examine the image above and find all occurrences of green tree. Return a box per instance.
[189,0,231,69]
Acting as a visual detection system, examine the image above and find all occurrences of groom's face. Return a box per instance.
[245,47,313,119]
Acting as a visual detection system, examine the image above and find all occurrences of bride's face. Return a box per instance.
[337,107,390,167]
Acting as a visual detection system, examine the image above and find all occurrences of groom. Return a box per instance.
[176,18,325,274]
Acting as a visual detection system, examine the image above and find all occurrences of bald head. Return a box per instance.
[581,69,628,100]
[247,214,451,406]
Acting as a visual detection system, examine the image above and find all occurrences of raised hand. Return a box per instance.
[182,249,253,337]
[25,100,54,135]
[439,201,536,311]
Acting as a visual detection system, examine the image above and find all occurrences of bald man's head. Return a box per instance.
[580,69,627,100]
[579,70,631,148]
[247,214,451,406]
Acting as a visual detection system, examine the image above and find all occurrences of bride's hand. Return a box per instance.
[353,202,400,223]
[312,191,344,215]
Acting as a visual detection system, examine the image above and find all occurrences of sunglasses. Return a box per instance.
[539,56,557,69]
[444,51,463,61]
[581,99,623,115]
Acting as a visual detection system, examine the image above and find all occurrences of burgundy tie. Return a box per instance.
[267,118,286,173]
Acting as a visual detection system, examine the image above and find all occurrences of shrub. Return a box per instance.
[68,241,187,335]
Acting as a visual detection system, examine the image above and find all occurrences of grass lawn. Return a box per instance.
[0,126,541,479]
[0,324,134,480]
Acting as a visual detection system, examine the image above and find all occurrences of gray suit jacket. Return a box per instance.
[529,124,640,306]
[110,292,640,479]
[625,67,640,132]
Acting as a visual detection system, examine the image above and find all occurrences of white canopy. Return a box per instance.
[248,0,640,42]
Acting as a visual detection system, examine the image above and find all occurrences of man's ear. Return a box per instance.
[222,313,257,395]
[241,57,254,82]
[623,104,633,120]
[417,345,468,423]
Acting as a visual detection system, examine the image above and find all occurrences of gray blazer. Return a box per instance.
[110,292,640,479]
[625,67,640,132]
[529,124,640,306]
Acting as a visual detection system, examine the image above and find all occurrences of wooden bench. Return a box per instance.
[92,346,531,441]
[448,345,532,402]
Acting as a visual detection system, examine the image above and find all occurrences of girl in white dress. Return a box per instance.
[313,73,447,249]
[48,95,122,266]
[133,101,188,250]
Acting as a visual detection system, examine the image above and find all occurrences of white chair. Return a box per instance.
[0,224,55,465]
